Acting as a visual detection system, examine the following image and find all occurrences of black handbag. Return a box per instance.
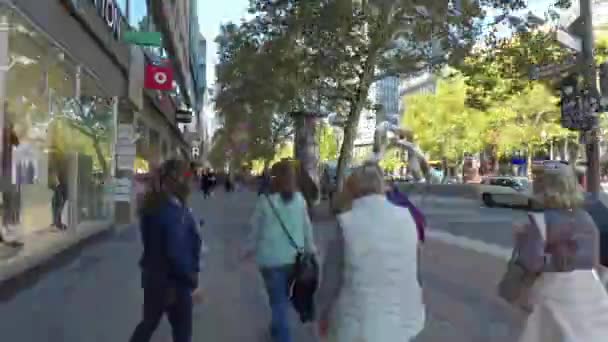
[265,194,319,322]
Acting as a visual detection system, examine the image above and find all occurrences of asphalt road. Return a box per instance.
[0,190,526,341]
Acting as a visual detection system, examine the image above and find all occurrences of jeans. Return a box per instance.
[261,265,294,342]
[129,286,193,342]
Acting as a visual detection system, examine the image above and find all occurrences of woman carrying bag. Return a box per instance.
[242,160,318,342]
[498,161,608,341]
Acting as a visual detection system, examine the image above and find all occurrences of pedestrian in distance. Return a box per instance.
[317,161,425,342]
[129,159,206,342]
[242,160,318,342]
[200,168,211,199]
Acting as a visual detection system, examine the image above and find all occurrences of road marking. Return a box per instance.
[426,229,511,261]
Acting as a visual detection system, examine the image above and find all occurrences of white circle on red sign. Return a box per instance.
[154,71,168,85]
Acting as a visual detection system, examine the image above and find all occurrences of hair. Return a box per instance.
[271,159,297,202]
[345,161,385,201]
[140,159,190,214]
[539,164,585,210]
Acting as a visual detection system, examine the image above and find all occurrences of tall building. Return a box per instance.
[374,76,401,125]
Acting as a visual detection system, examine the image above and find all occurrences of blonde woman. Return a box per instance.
[318,161,425,342]
[516,162,608,342]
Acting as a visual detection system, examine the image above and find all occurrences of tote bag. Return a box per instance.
[498,212,546,311]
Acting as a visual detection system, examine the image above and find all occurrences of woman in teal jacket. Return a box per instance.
[244,160,317,342]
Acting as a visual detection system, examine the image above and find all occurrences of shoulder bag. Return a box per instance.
[265,194,319,323]
[497,212,547,312]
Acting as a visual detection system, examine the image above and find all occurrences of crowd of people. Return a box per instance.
[129,156,608,342]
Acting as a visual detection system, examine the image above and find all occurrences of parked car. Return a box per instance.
[478,176,535,208]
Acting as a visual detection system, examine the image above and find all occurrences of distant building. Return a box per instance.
[400,72,437,115]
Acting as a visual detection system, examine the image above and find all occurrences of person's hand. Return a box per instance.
[192,287,204,304]
[318,318,329,338]
[513,223,527,238]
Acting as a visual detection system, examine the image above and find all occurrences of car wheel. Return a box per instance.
[482,193,494,207]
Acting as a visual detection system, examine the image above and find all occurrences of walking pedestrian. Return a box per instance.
[224,173,233,193]
[258,169,271,196]
[200,168,211,199]
[317,161,425,342]
[242,160,318,342]
[129,159,205,342]
[502,162,608,342]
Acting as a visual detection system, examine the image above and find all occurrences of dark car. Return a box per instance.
[584,193,608,266]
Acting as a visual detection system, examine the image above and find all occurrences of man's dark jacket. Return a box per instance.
[138,197,202,291]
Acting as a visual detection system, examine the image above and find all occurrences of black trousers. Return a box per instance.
[129,286,193,342]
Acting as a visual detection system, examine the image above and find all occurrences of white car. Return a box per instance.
[478,176,534,208]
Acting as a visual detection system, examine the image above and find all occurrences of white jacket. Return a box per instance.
[329,194,425,341]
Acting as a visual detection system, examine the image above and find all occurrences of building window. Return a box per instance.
[0,5,115,233]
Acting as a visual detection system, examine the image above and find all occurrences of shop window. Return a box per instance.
[0,7,114,240]
[2,9,78,236]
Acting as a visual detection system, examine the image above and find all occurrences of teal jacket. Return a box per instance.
[247,192,316,267]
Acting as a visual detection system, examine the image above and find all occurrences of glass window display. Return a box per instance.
[0,7,115,245]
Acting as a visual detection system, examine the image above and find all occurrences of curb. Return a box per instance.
[0,220,114,287]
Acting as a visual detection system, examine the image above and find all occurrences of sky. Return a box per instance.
[197,0,250,89]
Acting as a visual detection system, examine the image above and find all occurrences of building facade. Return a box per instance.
[0,0,197,237]
[400,71,437,114]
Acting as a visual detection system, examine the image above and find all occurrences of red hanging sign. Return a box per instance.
[144,64,174,91]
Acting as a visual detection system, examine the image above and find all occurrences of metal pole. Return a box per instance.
[581,0,601,194]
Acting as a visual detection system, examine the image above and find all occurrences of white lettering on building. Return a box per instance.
[92,0,121,39]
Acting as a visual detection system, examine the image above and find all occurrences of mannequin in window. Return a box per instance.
[1,112,23,246]
[49,170,68,230]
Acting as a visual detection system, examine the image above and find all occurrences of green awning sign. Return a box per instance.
[123,31,162,47]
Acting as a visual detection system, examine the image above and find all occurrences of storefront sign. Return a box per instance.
[144,64,174,91]
[92,0,122,39]
[123,31,162,47]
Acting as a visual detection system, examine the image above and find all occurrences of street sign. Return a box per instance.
[123,31,162,47]
[556,29,582,52]
[176,108,193,123]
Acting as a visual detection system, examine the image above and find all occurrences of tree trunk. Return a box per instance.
[294,112,320,206]
[336,58,377,191]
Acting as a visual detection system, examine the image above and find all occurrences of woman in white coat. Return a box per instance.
[317,162,425,342]
[515,162,608,342]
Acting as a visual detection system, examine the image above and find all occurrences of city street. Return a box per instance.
[0,190,525,341]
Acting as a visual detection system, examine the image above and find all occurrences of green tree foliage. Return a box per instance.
[403,75,487,162]
[214,0,571,185]
[403,73,574,163]
[379,148,404,173]
[317,122,339,162]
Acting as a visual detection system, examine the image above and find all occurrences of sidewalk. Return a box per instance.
[0,220,113,285]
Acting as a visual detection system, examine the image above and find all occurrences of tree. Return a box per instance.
[214,0,572,188]
[317,122,339,162]
[403,75,487,164]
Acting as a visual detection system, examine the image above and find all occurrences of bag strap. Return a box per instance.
[528,212,547,242]
[265,194,302,252]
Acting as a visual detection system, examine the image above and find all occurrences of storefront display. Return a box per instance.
[0,5,115,238]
